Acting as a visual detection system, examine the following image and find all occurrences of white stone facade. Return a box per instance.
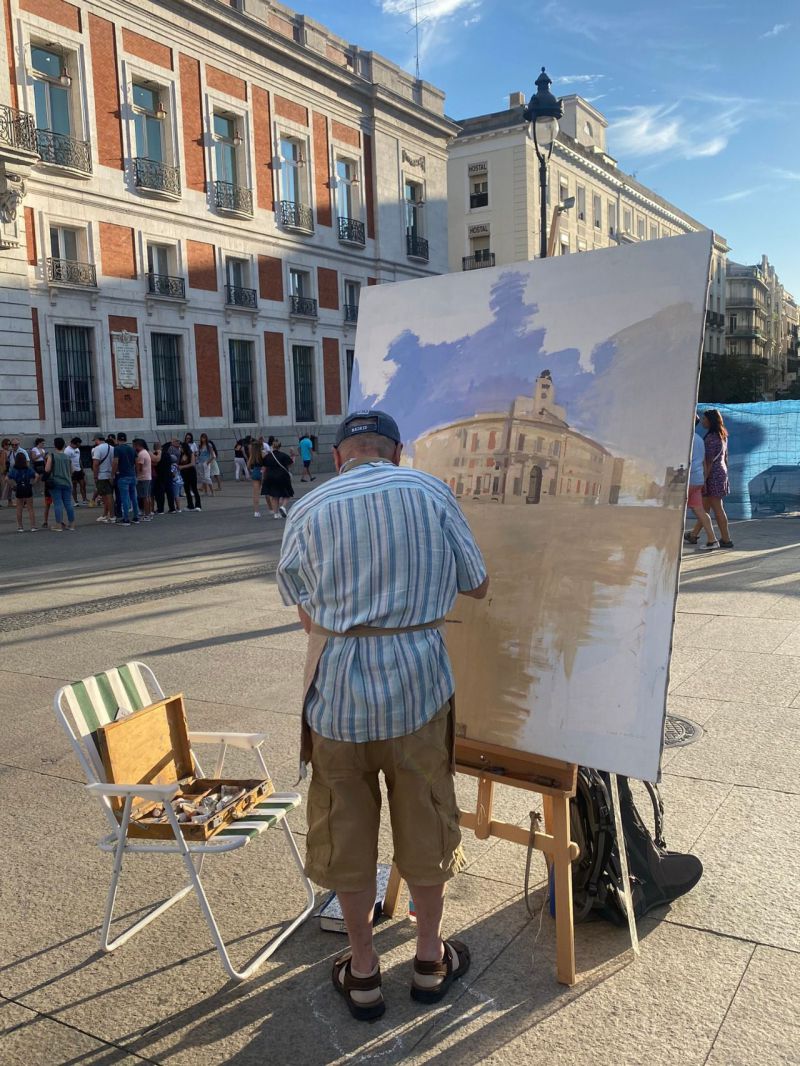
[448,94,728,364]
[0,0,455,466]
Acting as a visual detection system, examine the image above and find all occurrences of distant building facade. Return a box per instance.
[0,0,455,460]
[725,256,798,398]
[447,93,728,373]
[412,371,621,506]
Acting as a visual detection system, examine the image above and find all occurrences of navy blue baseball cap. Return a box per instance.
[334,409,402,447]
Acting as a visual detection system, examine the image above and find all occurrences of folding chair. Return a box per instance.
[55,660,315,981]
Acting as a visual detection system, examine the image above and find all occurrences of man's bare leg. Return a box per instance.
[337,883,382,1006]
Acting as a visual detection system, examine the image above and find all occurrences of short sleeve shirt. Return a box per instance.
[136,450,152,481]
[299,438,313,462]
[114,444,136,478]
[92,443,114,479]
[64,445,82,472]
[277,462,487,742]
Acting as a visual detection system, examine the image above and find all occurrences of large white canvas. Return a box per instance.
[351,233,712,781]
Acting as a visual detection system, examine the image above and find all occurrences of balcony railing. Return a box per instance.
[36,129,92,173]
[155,403,185,426]
[338,216,365,245]
[406,233,429,261]
[47,257,97,287]
[225,284,257,309]
[0,105,37,153]
[134,157,181,197]
[470,192,488,209]
[463,253,496,270]
[344,302,359,323]
[278,199,314,232]
[213,180,253,216]
[290,295,318,317]
[147,273,186,299]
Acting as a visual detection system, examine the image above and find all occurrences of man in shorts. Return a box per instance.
[91,433,115,523]
[277,410,488,1021]
[65,437,87,505]
[134,438,153,520]
[298,433,315,481]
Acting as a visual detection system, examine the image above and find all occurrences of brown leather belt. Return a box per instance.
[308,618,445,639]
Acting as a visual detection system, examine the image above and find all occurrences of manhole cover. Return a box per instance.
[664,714,703,748]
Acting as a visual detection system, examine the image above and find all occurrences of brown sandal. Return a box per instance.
[331,952,385,1022]
[410,938,471,1004]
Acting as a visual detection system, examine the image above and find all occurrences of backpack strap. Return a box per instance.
[643,781,666,849]
[577,769,616,916]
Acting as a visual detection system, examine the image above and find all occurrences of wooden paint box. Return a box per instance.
[96,694,274,841]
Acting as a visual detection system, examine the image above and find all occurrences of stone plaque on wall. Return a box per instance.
[112,332,140,389]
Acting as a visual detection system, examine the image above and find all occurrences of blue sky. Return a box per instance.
[302,0,800,296]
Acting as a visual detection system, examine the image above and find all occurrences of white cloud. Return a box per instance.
[557,74,605,85]
[714,189,756,203]
[761,22,789,38]
[379,0,482,72]
[609,101,745,161]
[773,167,800,181]
[380,0,479,18]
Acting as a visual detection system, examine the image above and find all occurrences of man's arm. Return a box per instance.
[461,575,489,600]
[297,605,312,633]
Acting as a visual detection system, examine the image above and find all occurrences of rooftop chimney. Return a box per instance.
[509,91,526,108]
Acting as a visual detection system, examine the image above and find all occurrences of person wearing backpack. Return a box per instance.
[44,437,76,531]
[8,452,39,531]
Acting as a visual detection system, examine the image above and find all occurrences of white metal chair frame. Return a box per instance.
[55,661,315,982]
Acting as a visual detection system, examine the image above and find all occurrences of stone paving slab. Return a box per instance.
[0,999,148,1065]
[677,614,800,653]
[705,945,800,1066]
[672,649,800,706]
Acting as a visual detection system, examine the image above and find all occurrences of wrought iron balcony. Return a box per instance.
[225,284,257,309]
[46,257,97,287]
[469,192,488,209]
[278,199,314,232]
[213,180,253,216]
[36,130,91,173]
[406,233,429,261]
[133,157,181,197]
[290,295,318,317]
[344,302,359,323]
[462,252,496,270]
[338,216,365,246]
[0,105,37,153]
[147,273,186,299]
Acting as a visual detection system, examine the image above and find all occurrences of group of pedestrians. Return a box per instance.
[685,408,734,552]
[234,432,315,520]
[1,430,224,531]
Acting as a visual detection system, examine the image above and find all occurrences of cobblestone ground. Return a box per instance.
[1,491,798,1065]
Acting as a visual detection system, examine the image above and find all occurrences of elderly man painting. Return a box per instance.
[277,410,488,1022]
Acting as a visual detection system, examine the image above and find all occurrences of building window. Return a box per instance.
[637,215,645,239]
[650,223,658,240]
[336,157,358,219]
[608,201,617,237]
[729,314,738,331]
[623,208,632,234]
[31,44,90,172]
[344,279,360,323]
[151,333,184,424]
[405,179,424,238]
[132,84,164,163]
[225,257,256,308]
[292,344,316,422]
[214,112,239,184]
[576,185,586,221]
[55,324,96,427]
[50,223,80,262]
[47,224,95,285]
[560,233,569,254]
[229,339,255,423]
[280,136,307,205]
[346,348,355,397]
[469,171,488,209]
[593,194,602,229]
[558,175,569,203]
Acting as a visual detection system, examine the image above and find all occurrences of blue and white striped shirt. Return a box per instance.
[276,461,487,743]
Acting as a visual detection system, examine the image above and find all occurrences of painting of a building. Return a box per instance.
[414,371,620,506]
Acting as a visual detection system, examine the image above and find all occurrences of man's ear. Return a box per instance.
[392,442,403,466]
[333,445,343,472]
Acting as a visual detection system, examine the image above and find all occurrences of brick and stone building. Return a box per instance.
[0,0,455,464]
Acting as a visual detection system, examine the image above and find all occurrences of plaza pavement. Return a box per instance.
[1,485,798,1065]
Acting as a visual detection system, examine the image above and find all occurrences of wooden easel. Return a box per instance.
[383,737,580,986]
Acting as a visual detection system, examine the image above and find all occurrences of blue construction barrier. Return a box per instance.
[699,402,800,520]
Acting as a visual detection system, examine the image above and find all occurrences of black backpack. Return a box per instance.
[562,768,703,925]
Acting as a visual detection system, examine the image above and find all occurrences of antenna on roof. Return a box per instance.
[401,0,433,81]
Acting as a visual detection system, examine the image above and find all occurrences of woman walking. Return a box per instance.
[179,440,202,510]
[44,437,76,531]
[261,440,294,519]
[8,453,39,530]
[197,433,215,497]
[687,409,733,549]
[248,439,264,517]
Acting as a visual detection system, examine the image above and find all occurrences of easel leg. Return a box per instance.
[608,774,640,958]
[550,794,576,986]
[382,863,403,918]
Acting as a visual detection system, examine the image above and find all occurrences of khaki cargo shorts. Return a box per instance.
[305,700,464,892]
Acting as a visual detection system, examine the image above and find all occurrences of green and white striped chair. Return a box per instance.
[55,660,315,982]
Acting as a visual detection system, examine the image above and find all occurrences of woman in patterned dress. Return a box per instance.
[696,409,733,549]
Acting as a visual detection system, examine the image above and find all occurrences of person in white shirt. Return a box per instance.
[91,433,116,523]
[65,436,87,504]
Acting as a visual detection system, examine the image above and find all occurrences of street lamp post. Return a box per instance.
[524,67,563,259]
